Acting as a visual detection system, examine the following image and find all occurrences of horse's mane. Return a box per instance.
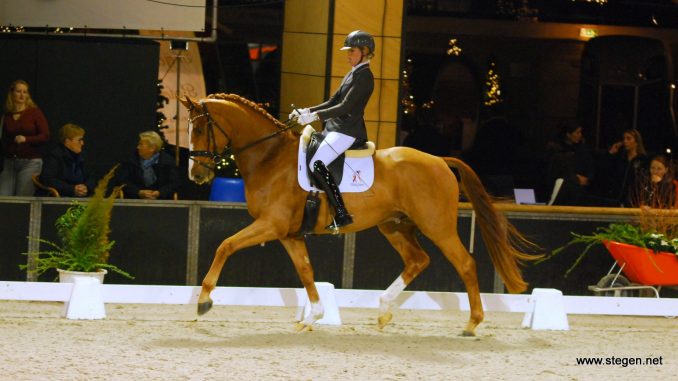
[207,93,288,130]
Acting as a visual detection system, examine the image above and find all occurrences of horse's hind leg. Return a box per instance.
[377,220,431,329]
[279,237,323,331]
[431,233,483,336]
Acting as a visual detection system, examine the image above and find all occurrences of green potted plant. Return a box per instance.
[540,209,678,289]
[21,166,133,281]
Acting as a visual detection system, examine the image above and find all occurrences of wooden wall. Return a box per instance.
[280,0,404,148]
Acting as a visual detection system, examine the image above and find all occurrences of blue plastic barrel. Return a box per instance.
[209,177,246,202]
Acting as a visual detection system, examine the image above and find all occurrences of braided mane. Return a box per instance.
[208,93,287,129]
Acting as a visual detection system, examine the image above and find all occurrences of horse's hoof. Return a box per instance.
[197,299,213,316]
[295,322,313,332]
[461,330,476,337]
[377,312,393,330]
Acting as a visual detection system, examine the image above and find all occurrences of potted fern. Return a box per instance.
[21,166,133,281]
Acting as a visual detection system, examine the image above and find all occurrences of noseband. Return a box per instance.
[188,101,232,171]
[188,100,298,172]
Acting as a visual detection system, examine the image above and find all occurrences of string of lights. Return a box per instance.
[484,60,503,107]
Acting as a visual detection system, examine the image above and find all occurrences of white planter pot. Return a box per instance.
[57,268,108,284]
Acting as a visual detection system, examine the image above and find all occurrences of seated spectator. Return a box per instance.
[38,123,94,197]
[632,154,678,209]
[598,129,648,207]
[545,122,595,205]
[118,131,178,200]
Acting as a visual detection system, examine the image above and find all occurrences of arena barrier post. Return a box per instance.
[521,288,569,330]
[296,282,341,325]
[64,276,106,320]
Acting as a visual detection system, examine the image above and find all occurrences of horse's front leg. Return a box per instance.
[279,237,322,331]
[198,218,281,315]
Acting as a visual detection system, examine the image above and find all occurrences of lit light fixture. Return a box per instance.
[447,38,462,56]
[484,60,503,107]
[579,28,598,39]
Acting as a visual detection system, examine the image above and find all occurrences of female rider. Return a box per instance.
[291,30,375,230]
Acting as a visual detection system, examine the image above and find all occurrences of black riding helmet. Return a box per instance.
[340,30,375,56]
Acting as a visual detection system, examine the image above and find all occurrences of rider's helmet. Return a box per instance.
[340,30,375,56]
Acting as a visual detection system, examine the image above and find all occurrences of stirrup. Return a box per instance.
[325,213,353,232]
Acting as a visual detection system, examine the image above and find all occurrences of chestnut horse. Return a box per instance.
[181,94,538,336]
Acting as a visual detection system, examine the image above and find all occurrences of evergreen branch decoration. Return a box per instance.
[538,220,678,278]
[21,165,133,279]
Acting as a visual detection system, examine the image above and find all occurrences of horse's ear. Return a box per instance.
[180,96,197,111]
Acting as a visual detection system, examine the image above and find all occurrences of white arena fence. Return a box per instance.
[1,281,676,317]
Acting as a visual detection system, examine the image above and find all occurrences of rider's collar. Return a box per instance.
[352,60,370,72]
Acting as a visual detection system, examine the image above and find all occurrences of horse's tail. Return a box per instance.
[444,157,541,294]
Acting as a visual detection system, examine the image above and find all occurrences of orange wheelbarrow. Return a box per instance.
[587,241,678,298]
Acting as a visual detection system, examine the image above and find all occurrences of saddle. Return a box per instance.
[301,126,374,189]
[296,126,375,236]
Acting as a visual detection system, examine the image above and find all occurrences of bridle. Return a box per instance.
[187,100,297,172]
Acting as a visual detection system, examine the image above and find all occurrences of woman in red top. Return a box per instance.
[0,80,50,196]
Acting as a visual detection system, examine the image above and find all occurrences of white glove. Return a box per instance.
[288,108,310,120]
[297,112,319,125]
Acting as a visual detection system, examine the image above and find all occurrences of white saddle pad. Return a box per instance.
[297,131,375,193]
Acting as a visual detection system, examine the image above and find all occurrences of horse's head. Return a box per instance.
[181,96,230,185]
[182,94,294,185]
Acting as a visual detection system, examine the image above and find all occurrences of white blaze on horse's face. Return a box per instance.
[188,117,196,182]
[188,112,215,184]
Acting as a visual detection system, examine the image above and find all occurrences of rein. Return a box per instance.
[188,101,297,171]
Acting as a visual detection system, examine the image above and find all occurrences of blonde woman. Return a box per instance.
[0,80,50,196]
[289,30,375,230]
[118,131,178,199]
[605,129,648,206]
[39,123,93,197]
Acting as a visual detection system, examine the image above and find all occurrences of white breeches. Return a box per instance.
[309,131,356,171]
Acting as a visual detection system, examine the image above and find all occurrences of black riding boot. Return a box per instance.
[312,160,353,230]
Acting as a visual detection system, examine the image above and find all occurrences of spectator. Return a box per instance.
[39,123,94,197]
[0,80,50,196]
[117,131,178,200]
[545,122,595,205]
[632,154,678,209]
[600,129,647,206]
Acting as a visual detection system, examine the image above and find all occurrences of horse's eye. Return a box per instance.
[193,126,204,135]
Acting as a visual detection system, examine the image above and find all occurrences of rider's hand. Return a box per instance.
[296,112,319,125]
[289,108,310,120]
